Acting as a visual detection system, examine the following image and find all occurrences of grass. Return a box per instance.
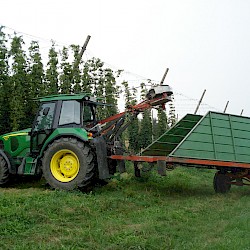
[0,165,250,250]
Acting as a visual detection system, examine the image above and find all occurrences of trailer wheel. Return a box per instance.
[213,172,231,193]
[0,155,10,186]
[42,138,96,191]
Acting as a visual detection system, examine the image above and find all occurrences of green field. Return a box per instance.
[0,166,250,250]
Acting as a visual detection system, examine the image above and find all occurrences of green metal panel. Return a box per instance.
[142,114,202,156]
[38,93,91,102]
[142,111,250,164]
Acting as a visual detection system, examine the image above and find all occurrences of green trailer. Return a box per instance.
[111,111,250,193]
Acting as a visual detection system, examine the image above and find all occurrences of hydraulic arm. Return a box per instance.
[95,85,173,142]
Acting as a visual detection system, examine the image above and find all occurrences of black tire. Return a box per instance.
[213,171,231,193]
[42,137,96,190]
[0,155,10,186]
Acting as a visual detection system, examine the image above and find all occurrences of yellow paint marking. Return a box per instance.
[3,132,29,140]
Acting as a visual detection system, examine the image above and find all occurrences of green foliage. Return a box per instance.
[71,44,82,93]
[82,58,119,120]
[0,168,250,249]
[122,82,140,152]
[28,41,44,96]
[9,35,28,131]
[139,109,152,149]
[85,58,104,97]
[0,29,151,150]
[168,94,177,127]
[59,46,72,94]
[45,41,59,95]
[104,68,119,117]
[156,108,168,138]
[25,41,44,127]
[0,29,123,133]
[81,60,92,93]
[0,27,11,134]
[139,83,152,149]
[128,118,140,152]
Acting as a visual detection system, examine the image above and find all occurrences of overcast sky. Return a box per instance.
[1,0,250,117]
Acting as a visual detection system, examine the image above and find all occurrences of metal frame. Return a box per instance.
[110,154,250,169]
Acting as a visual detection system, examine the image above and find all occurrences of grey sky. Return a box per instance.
[1,0,250,117]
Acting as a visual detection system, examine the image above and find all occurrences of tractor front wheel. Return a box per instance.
[0,155,10,186]
[42,138,96,190]
[213,171,231,193]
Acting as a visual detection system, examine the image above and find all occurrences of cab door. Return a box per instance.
[31,102,56,154]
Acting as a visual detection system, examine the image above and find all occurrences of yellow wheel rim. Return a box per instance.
[50,149,80,182]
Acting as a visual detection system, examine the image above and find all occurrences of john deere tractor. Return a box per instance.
[0,86,173,190]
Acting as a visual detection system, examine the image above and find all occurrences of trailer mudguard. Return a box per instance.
[92,136,110,179]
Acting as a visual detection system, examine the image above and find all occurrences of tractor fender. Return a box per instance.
[92,136,110,179]
[38,133,88,159]
[0,150,14,174]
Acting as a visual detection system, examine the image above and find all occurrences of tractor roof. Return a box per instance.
[38,93,95,102]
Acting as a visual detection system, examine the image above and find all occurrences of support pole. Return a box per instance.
[223,101,229,113]
[157,160,166,176]
[194,89,206,115]
[160,68,169,85]
[72,35,91,82]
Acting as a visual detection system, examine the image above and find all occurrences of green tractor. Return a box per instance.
[0,87,173,190]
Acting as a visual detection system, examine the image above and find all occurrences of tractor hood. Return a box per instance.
[0,128,31,158]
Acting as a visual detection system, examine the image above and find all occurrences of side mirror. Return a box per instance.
[43,107,50,116]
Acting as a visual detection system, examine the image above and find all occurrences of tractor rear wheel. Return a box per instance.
[42,138,96,190]
[213,171,231,193]
[0,155,10,186]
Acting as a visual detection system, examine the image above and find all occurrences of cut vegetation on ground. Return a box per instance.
[0,166,250,250]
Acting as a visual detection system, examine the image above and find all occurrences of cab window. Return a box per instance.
[59,100,80,126]
[83,104,94,122]
[33,102,55,132]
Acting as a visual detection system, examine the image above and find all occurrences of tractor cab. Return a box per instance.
[30,94,99,155]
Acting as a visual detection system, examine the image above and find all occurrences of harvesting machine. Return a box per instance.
[0,85,173,190]
[1,83,250,194]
